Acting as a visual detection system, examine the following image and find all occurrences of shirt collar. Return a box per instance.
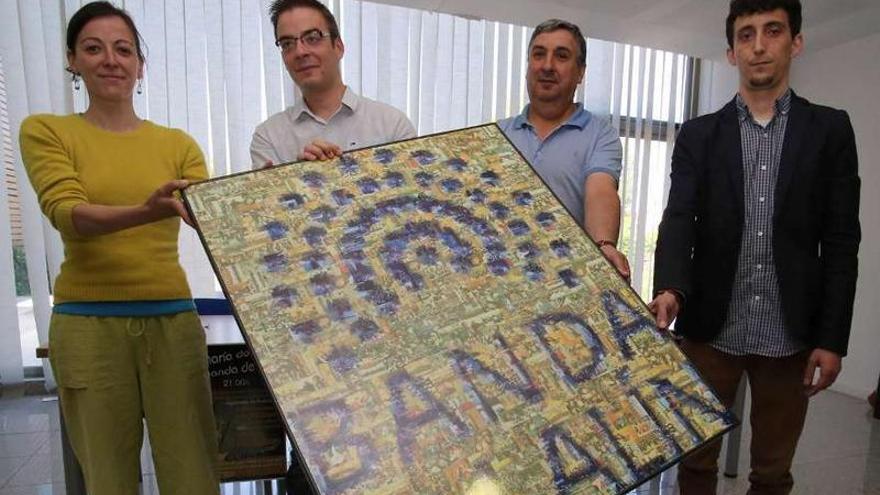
[735,88,792,122]
[290,86,359,122]
[512,102,592,130]
[340,86,360,112]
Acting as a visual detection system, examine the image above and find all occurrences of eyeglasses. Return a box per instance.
[275,29,331,53]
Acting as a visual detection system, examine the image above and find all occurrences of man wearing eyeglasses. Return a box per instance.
[250,0,415,167]
[499,19,629,279]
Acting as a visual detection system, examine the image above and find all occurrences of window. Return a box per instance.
[609,46,698,297]
[1,54,35,381]
[0,0,697,382]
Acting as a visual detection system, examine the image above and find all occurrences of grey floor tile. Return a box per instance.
[794,392,878,463]
[141,473,159,495]
[718,476,750,494]
[140,432,155,475]
[789,454,878,494]
[0,394,56,438]
[4,455,64,487]
[33,435,59,458]
[0,414,50,437]
[0,484,66,495]
[0,433,48,459]
[0,457,28,489]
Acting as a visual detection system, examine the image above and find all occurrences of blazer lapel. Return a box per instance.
[719,100,745,221]
[775,94,808,212]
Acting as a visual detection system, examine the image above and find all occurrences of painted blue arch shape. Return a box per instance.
[336,194,513,301]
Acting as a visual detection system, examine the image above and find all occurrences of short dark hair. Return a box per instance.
[726,0,802,49]
[529,19,587,67]
[66,1,145,61]
[269,0,340,41]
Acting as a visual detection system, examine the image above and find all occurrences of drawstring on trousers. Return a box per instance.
[125,318,153,366]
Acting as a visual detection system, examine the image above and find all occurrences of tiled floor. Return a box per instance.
[0,382,878,494]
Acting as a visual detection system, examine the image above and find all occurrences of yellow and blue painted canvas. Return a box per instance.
[183,124,736,495]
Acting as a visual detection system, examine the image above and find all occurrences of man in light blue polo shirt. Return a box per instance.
[499,19,629,278]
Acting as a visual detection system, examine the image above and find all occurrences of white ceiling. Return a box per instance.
[380,0,880,59]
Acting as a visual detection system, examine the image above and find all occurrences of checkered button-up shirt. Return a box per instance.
[712,90,805,357]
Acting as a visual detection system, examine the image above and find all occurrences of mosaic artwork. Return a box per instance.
[183,124,736,495]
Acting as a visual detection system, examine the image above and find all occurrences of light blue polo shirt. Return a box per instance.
[498,103,622,224]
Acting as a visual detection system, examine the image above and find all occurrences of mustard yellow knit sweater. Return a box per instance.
[19,114,208,303]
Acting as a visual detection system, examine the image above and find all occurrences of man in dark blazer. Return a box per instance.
[650,0,860,493]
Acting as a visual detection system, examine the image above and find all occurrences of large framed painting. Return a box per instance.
[183,124,736,495]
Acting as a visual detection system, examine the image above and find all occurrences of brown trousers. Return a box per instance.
[677,339,810,495]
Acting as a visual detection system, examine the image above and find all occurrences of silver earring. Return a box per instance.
[136,78,143,95]
[72,72,81,91]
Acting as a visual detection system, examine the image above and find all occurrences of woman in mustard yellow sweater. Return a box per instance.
[19,3,219,494]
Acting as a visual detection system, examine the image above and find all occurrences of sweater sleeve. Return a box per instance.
[19,115,89,238]
[176,130,209,181]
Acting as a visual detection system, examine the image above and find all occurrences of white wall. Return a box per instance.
[696,34,880,398]
[791,33,880,398]
[697,57,738,114]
